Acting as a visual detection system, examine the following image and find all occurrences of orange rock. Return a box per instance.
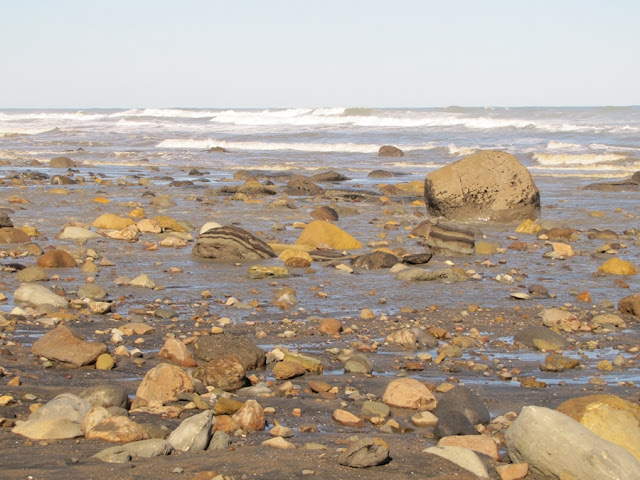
[438,435,500,461]
[576,291,591,303]
[332,409,363,427]
[496,463,529,480]
[318,317,342,335]
[38,249,77,268]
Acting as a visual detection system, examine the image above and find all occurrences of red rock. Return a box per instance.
[438,435,500,461]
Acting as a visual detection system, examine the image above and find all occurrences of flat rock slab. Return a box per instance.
[32,325,107,367]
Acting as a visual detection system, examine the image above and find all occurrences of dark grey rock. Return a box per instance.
[434,386,490,426]
[352,251,399,269]
[378,145,404,157]
[0,212,13,228]
[513,326,570,350]
[283,175,324,196]
[433,410,478,438]
[311,171,349,182]
[207,430,231,451]
[51,175,76,185]
[402,253,433,265]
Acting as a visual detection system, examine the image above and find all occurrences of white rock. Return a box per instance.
[168,410,214,452]
[14,284,69,308]
[200,222,222,234]
[424,445,489,478]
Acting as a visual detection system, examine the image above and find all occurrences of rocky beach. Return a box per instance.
[0,107,640,480]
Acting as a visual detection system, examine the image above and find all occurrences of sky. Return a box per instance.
[1,0,638,108]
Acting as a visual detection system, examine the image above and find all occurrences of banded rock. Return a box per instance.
[192,225,276,261]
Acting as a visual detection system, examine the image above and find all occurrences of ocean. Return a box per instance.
[1,106,639,179]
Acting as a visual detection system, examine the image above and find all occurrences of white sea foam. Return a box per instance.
[546,140,584,150]
[0,126,58,136]
[156,138,436,154]
[533,153,628,166]
[448,144,478,156]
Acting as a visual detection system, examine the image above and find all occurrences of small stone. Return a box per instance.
[262,437,296,449]
[95,354,115,370]
[332,409,363,427]
[338,437,390,468]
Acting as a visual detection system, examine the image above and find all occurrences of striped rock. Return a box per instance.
[192,225,276,261]
[412,221,475,255]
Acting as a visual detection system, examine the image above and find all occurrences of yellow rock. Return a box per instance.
[557,394,640,462]
[129,208,146,218]
[475,240,500,255]
[597,257,638,275]
[269,243,314,255]
[151,216,187,232]
[93,197,110,204]
[95,353,115,370]
[279,248,313,267]
[19,226,38,237]
[589,210,606,217]
[49,188,69,195]
[412,200,426,207]
[397,181,424,195]
[515,218,542,235]
[295,220,362,250]
[92,213,135,230]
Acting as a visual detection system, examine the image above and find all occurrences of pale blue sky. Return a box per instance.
[1,0,638,108]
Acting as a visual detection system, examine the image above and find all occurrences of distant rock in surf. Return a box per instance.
[377,145,404,157]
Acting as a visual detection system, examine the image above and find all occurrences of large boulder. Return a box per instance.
[192,226,276,261]
[424,150,540,223]
[506,405,640,479]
